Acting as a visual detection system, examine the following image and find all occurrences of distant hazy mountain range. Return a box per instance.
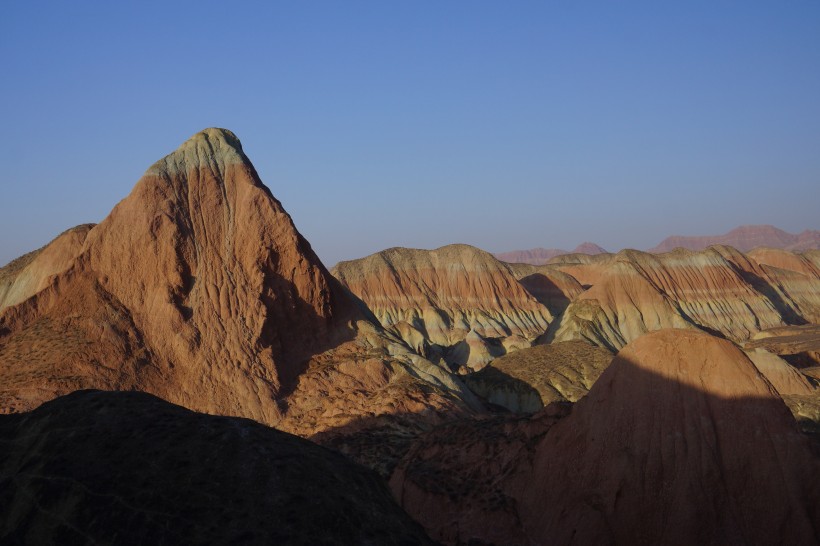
[648,225,820,253]
[495,242,608,265]
[496,225,820,265]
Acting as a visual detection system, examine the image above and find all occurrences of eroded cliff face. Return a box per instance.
[333,245,553,370]
[0,224,94,311]
[0,129,479,437]
[392,329,820,545]
[550,246,820,350]
[505,262,584,317]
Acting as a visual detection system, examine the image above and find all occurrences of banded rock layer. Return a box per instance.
[333,245,552,370]
[551,246,820,350]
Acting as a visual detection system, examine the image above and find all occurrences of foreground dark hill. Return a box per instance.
[0,129,478,439]
[0,390,435,545]
[392,329,820,545]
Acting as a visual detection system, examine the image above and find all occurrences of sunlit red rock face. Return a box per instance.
[551,246,820,351]
[392,329,820,545]
[650,224,820,253]
[0,129,477,434]
[0,224,94,310]
[333,245,552,370]
[0,129,348,419]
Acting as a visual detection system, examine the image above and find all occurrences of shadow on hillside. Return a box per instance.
[463,366,545,413]
[729,265,808,325]
[2,344,819,545]
[0,390,435,546]
[378,353,820,546]
[518,274,574,316]
[261,276,364,400]
[306,366,547,479]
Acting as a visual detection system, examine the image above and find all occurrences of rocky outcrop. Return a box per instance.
[465,341,613,412]
[0,390,435,545]
[506,263,584,316]
[746,324,820,368]
[392,329,820,545]
[547,251,613,287]
[333,245,552,370]
[650,224,820,253]
[747,248,820,324]
[745,348,817,395]
[0,129,478,439]
[390,406,568,546]
[550,246,819,351]
[0,224,93,311]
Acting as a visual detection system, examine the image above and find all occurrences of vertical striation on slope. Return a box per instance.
[0,129,480,437]
[0,224,94,311]
[551,246,819,350]
[333,245,552,370]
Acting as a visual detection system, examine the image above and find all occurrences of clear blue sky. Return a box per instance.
[2,1,819,267]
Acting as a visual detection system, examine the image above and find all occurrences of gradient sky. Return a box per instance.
[2,1,819,267]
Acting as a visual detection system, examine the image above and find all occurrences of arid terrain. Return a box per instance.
[2,129,819,544]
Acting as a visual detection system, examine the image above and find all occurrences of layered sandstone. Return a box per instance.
[0,129,478,438]
[333,245,552,370]
[550,246,818,350]
[392,329,820,545]
[745,348,816,396]
[506,262,584,316]
[0,224,93,310]
[547,251,613,287]
[0,390,435,545]
[747,248,820,324]
[746,324,820,368]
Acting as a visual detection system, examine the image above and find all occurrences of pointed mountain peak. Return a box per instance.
[572,242,607,254]
[146,127,249,178]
